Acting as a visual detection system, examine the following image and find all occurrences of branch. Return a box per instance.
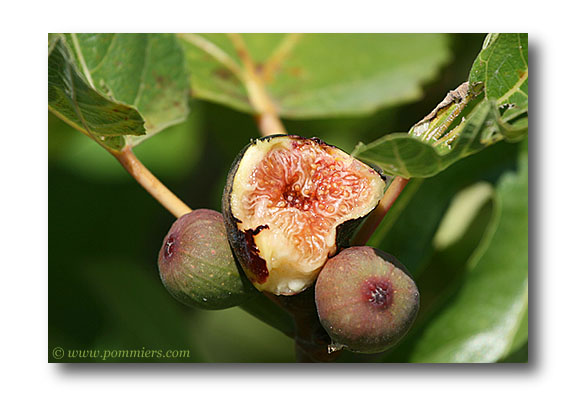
[227,33,286,137]
[112,147,192,218]
[49,103,192,219]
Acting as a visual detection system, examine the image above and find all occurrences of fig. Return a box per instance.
[315,246,419,354]
[158,209,256,310]
[222,135,387,296]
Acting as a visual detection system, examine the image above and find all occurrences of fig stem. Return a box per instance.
[227,33,287,137]
[352,176,410,246]
[263,290,341,363]
[112,147,192,218]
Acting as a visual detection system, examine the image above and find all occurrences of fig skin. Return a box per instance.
[158,209,257,310]
[222,134,387,296]
[315,246,419,354]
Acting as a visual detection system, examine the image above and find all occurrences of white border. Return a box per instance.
[2,0,573,394]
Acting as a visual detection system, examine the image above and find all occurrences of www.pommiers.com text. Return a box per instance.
[51,346,191,361]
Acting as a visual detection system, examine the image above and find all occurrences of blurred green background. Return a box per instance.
[48,33,527,362]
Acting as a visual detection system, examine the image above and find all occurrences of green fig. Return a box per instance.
[158,209,256,310]
[315,246,419,354]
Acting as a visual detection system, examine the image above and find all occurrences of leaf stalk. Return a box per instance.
[228,33,287,137]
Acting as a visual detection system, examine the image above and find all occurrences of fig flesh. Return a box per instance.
[223,135,386,296]
[315,246,419,354]
[158,209,256,310]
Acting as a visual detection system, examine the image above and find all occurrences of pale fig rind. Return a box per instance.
[222,135,387,296]
[158,209,256,310]
[315,246,420,354]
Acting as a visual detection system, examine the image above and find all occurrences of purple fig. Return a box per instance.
[158,209,256,310]
[315,246,419,354]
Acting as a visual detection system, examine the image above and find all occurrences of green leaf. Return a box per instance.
[179,33,451,118]
[499,342,528,363]
[469,33,528,117]
[48,37,145,151]
[470,33,528,143]
[407,146,528,363]
[368,140,520,276]
[364,142,520,364]
[353,33,528,178]
[48,33,190,150]
[506,307,528,358]
[48,105,203,182]
[354,100,511,178]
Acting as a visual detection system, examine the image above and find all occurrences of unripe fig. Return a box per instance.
[315,246,419,354]
[158,209,257,310]
[222,135,387,296]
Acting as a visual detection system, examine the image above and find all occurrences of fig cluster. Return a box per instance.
[157,135,419,355]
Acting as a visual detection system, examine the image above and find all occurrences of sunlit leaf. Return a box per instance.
[407,146,528,363]
[180,33,451,118]
[469,33,528,117]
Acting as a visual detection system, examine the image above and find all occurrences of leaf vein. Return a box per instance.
[89,33,118,74]
[516,34,528,68]
[70,33,95,88]
[133,34,151,108]
[497,70,528,105]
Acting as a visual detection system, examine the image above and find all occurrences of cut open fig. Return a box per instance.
[222,135,387,296]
